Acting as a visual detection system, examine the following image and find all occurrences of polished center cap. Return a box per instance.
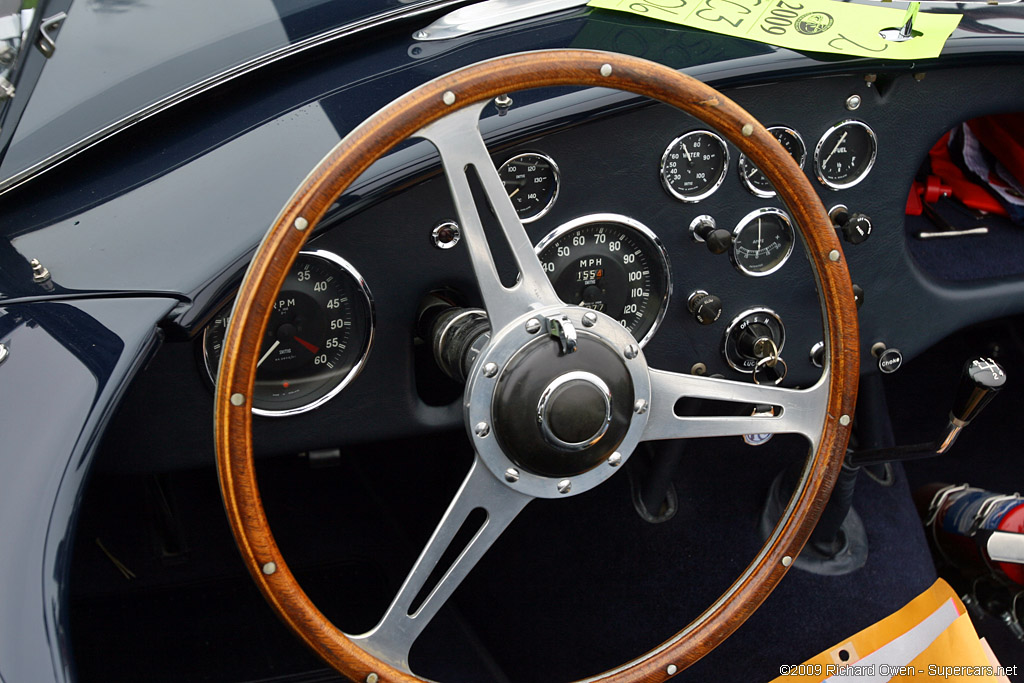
[537,371,611,450]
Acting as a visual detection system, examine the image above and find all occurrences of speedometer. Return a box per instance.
[535,214,671,347]
[202,249,374,416]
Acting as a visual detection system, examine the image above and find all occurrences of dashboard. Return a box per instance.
[99,60,1024,471]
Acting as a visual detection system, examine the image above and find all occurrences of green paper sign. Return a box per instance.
[588,0,961,60]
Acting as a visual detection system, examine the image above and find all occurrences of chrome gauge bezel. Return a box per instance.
[498,151,560,223]
[737,126,806,198]
[659,130,729,203]
[813,120,878,191]
[730,207,795,277]
[202,249,375,417]
[534,213,672,348]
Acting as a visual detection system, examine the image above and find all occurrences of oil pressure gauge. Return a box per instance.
[731,208,794,277]
[814,120,877,190]
[737,126,806,198]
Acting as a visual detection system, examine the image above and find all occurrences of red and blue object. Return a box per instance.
[924,484,1024,586]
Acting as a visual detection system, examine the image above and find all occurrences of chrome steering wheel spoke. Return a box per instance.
[416,103,562,331]
[642,368,829,448]
[353,456,532,672]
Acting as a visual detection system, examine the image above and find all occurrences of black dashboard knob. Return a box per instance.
[836,212,873,245]
[690,215,732,255]
[687,291,722,325]
[852,284,864,309]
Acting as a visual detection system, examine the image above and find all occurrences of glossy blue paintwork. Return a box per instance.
[1,4,1022,309]
[0,297,176,683]
[0,2,1023,681]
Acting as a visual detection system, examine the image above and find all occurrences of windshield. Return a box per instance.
[0,0,450,188]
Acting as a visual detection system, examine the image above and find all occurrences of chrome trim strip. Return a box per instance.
[413,0,588,41]
[0,0,473,196]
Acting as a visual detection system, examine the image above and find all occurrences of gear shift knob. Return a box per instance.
[939,357,1006,453]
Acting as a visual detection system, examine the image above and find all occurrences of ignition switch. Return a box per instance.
[723,308,786,380]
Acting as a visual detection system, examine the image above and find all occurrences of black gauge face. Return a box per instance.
[814,120,877,189]
[535,215,671,346]
[660,130,729,202]
[737,126,806,197]
[498,152,559,222]
[731,208,795,276]
[203,250,374,416]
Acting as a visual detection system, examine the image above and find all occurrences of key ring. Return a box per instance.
[753,354,788,385]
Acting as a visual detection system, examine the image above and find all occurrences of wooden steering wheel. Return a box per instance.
[215,49,858,682]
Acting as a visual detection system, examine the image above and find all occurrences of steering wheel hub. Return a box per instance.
[469,305,651,497]
[491,328,634,477]
[538,371,612,450]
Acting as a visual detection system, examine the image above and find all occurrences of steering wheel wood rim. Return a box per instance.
[215,49,858,683]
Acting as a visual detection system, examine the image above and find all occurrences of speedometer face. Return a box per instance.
[737,126,806,198]
[535,214,671,347]
[498,152,559,222]
[660,130,729,202]
[203,250,374,416]
[731,208,795,277]
[814,120,877,190]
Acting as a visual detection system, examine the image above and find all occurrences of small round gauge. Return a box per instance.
[737,126,807,198]
[814,120,877,190]
[535,214,671,347]
[203,250,374,416]
[498,152,559,222]
[660,130,729,202]
[731,208,795,277]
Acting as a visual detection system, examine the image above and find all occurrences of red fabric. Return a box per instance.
[927,132,1007,216]
[968,113,1024,186]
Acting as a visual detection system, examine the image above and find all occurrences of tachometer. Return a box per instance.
[203,249,374,416]
[535,214,671,347]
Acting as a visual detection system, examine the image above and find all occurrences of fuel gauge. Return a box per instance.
[731,208,794,277]
[814,120,877,190]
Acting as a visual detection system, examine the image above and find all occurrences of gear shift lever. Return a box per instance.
[937,357,1007,453]
[848,356,1006,467]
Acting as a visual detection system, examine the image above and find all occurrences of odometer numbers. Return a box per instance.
[535,214,671,347]
[660,130,729,202]
[498,152,560,222]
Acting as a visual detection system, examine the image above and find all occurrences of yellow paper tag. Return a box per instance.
[588,0,962,60]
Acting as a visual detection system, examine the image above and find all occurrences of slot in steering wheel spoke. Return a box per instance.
[417,103,561,331]
[642,368,829,447]
[353,456,532,672]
